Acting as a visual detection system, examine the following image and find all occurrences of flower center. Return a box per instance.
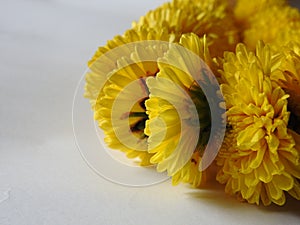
[129,97,149,139]
[188,83,211,150]
[127,76,153,140]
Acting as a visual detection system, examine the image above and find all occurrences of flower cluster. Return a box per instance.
[85,0,300,206]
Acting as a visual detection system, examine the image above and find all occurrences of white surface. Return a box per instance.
[1,0,300,225]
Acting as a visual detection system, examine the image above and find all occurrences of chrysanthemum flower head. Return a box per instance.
[133,0,240,57]
[85,27,175,109]
[85,28,175,165]
[145,33,225,187]
[217,41,300,205]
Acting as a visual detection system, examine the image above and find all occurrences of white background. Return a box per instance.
[1,0,300,224]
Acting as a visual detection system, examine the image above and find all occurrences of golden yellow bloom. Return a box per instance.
[217,42,300,205]
[243,4,300,50]
[145,33,223,186]
[233,0,287,29]
[85,27,174,108]
[133,0,240,57]
[85,28,174,165]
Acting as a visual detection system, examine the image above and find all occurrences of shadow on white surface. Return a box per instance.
[186,180,300,220]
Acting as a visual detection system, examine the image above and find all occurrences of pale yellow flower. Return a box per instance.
[85,27,174,109]
[217,42,300,205]
[145,33,223,186]
[85,28,174,165]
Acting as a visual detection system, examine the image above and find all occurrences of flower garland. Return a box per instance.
[85,0,300,206]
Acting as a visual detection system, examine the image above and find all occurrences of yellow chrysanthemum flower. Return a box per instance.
[85,27,175,108]
[95,45,165,165]
[216,42,300,205]
[243,4,300,50]
[85,28,174,165]
[233,0,287,29]
[145,33,224,187]
[133,0,240,57]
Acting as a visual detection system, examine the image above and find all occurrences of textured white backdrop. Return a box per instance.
[1,0,300,225]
